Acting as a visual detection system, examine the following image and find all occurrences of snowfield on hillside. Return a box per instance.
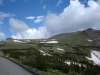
[87,39,93,42]
[65,61,71,65]
[13,40,26,43]
[39,50,52,56]
[65,61,83,67]
[57,48,64,51]
[92,51,100,59]
[46,41,58,43]
[40,41,58,44]
[86,50,100,65]
[13,40,22,43]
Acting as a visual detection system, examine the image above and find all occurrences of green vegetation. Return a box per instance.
[50,28,100,46]
[1,28,100,75]
[1,45,100,75]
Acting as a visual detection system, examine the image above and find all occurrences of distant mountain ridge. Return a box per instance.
[50,28,100,46]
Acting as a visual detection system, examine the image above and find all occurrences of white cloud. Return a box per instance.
[9,18,29,33]
[0,0,3,5]
[0,12,14,20]
[56,0,63,6]
[0,12,13,39]
[0,32,5,38]
[25,16,35,20]
[11,0,100,39]
[12,26,49,39]
[42,5,46,9]
[34,16,44,23]
[0,12,14,25]
[44,0,100,36]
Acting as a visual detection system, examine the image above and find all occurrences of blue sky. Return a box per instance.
[0,0,100,39]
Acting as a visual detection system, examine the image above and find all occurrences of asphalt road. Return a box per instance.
[0,56,33,75]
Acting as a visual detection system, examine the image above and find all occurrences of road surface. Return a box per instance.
[0,56,33,75]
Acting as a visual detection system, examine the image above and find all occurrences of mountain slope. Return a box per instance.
[50,28,100,46]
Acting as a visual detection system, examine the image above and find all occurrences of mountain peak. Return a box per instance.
[86,28,94,31]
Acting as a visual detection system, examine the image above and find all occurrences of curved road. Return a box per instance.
[0,56,33,75]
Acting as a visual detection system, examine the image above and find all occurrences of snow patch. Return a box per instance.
[65,61,71,65]
[46,53,52,56]
[39,50,45,53]
[86,50,100,65]
[39,50,52,56]
[46,41,58,43]
[92,51,100,59]
[87,39,93,42]
[65,61,82,67]
[13,40,26,43]
[40,41,58,43]
[13,40,22,43]
[57,48,64,51]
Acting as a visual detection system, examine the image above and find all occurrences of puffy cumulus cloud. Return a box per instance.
[56,0,63,6]
[34,16,44,23]
[25,16,35,20]
[12,0,100,39]
[11,18,49,39]
[12,26,49,39]
[44,0,100,36]
[9,18,29,33]
[0,32,5,38]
